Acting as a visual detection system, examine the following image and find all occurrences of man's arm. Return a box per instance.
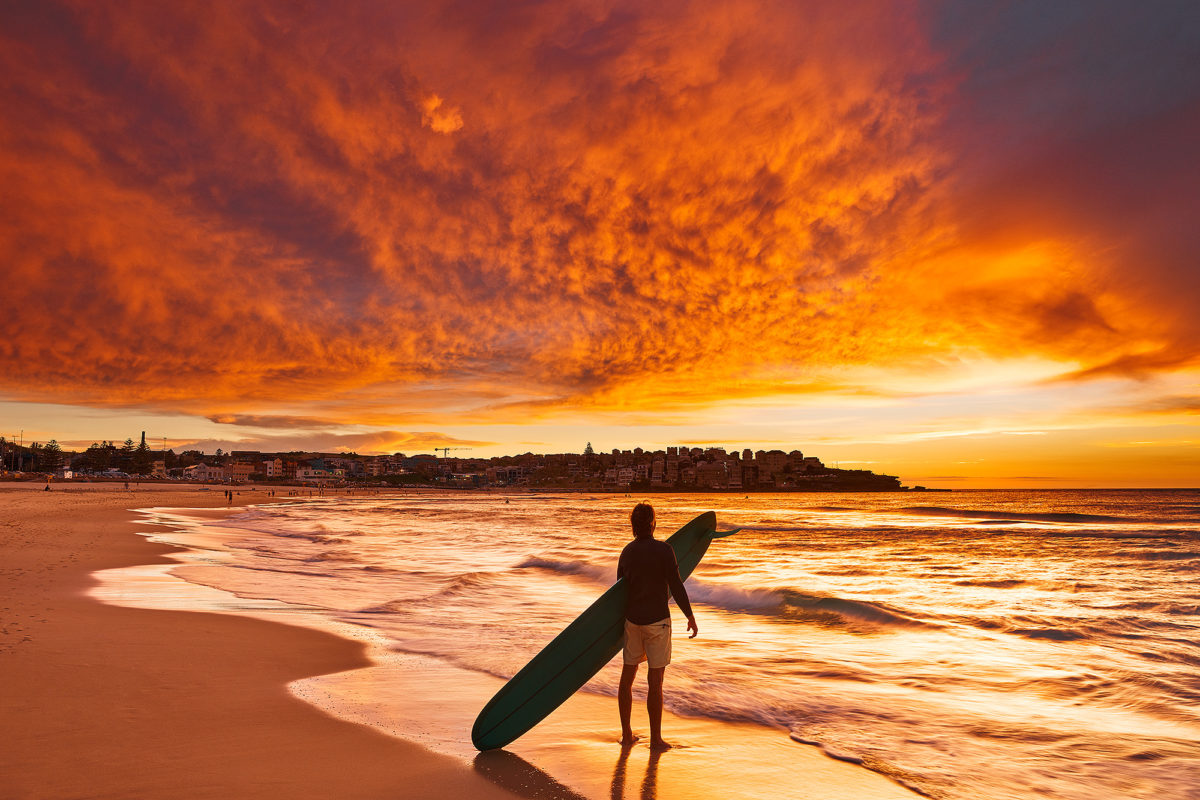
[663,547,699,638]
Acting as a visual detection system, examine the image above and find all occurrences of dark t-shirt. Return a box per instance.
[617,536,695,625]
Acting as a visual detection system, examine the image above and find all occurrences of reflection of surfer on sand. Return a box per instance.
[617,503,698,750]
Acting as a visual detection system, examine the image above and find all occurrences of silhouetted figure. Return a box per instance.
[617,503,697,750]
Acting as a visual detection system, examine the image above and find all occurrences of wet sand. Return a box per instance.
[0,484,518,799]
[1,483,918,799]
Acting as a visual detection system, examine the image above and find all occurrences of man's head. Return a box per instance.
[630,503,655,538]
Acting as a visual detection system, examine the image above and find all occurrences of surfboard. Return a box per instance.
[471,510,735,751]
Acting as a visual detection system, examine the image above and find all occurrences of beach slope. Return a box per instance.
[0,485,520,800]
[2,484,919,800]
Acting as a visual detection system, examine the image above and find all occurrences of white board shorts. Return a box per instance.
[623,617,672,668]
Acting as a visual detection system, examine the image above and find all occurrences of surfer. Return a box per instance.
[617,503,697,750]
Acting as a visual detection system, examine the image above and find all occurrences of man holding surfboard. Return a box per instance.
[617,503,697,750]
[471,509,729,752]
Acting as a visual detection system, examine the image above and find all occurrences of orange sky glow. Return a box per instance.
[1,2,1198,487]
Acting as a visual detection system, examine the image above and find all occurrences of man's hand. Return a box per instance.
[686,615,698,638]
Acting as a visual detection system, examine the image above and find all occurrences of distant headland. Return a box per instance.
[2,435,924,492]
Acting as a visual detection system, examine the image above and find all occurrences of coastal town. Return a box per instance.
[1,434,906,491]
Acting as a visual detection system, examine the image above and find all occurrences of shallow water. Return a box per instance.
[122,490,1200,799]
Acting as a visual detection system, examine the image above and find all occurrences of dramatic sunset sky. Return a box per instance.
[2,1,1198,487]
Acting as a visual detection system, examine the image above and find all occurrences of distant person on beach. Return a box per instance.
[617,503,697,750]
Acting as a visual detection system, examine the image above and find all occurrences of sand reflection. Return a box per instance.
[609,746,664,800]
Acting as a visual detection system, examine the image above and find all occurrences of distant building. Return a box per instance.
[404,454,438,470]
[185,463,227,482]
[487,465,525,485]
[758,450,788,480]
[696,461,727,489]
[295,466,331,482]
[229,461,256,482]
[741,464,758,488]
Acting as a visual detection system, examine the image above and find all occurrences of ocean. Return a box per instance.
[103,490,1200,799]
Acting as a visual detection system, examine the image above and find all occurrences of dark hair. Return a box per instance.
[630,503,655,538]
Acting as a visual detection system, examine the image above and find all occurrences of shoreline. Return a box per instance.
[2,483,919,799]
[0,484,525,799]
[4,477,927,493]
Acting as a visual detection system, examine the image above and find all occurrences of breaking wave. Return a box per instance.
[510,556,933,629]
[900,506,1131,524]
[517,556,611,583]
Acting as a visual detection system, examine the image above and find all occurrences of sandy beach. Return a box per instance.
[0,484,529,799]
[1,484,918,799]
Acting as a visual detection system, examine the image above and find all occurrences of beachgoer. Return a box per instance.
[616,503,697,750]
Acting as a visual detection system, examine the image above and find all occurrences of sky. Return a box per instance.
[1,1,1198,488]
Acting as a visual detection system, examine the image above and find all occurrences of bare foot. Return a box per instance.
[619,733,641,747]
[649,739,672,751]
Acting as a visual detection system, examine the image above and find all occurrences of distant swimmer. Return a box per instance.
[617,503,697,750]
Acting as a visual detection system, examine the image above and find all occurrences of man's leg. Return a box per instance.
[618,663,639,745]
[647,666,670,750]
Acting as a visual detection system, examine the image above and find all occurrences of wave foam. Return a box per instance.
[778,590,936,629]
[736,524,810,533]
[517,556,611,583]
[954,578,1027,588]
[1116,549,1200,561]
[512,556,932,629]
[901,506,1130,524]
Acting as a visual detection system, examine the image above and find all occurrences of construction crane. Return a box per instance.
[434,447,468,458]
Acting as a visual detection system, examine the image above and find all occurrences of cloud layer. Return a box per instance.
[2,1,1197,426]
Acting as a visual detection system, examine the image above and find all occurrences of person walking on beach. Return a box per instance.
[617,503,697,750]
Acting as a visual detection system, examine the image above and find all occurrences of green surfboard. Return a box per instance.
[471,511,735,751]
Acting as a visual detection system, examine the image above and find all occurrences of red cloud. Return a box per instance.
[1,1,1196,425]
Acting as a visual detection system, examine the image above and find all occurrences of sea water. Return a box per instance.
[121,491,1200,799]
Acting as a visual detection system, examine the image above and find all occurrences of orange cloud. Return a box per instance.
[0,0,1196,432]
[181,430,494,456]
[420,94,464,134]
